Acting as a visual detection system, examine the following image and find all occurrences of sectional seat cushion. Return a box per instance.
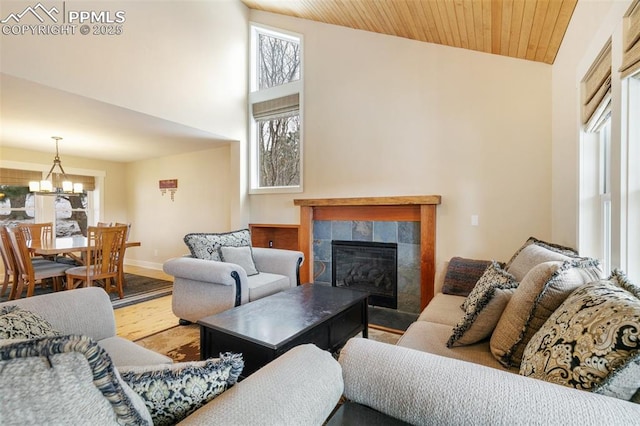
[490,259,602,368]
[119,354,243,426]
[520,270,640,402]
[0,334,152,425]
[417,293,467,327]
[505,237,579,282]
[447,262,518,347]
[184,229,252,262]
[441,257,493,297]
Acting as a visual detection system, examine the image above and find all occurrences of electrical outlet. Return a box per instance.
[471,215,479,226]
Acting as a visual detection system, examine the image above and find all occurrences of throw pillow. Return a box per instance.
[183,229,252,261]
[504,237,580,282]
[447,261,518,347]
[441,257,493,297]
[0,334,151,425]
[119,353,244,426]
[490,258,602,368]
[520,270,640,401]
[0,306,61,339]
[219,245,259,276]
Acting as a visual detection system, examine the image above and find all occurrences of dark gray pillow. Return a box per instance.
[441,257,493,297]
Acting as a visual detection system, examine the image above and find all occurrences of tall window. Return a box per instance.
[250,24,303,192]
[624,72,640,279]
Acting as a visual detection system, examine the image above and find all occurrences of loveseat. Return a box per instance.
[335,237,640,424]
[0,287,342,425]
[164,229,304,324]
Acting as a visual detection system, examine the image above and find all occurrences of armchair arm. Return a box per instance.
[252,247,304,286]
[163,256,247,287]
[179,344,343,425]
[339,338,640,425]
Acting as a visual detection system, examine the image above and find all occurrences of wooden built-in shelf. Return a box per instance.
[249,224,300,251]
[293,195,441,309]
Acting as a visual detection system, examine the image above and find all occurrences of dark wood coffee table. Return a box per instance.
[198,284,368,377]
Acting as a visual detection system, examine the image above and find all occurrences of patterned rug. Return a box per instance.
[135,324,402,362]
[1,273,172,308]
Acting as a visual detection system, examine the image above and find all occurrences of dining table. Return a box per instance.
[27,236,141,284]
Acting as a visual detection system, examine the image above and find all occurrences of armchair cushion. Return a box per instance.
[119,354,243,426]
[520,270,640,401]
[184,229,252,261]
[219,246,259,276]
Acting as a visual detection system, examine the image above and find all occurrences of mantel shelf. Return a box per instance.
[293,195,441,207]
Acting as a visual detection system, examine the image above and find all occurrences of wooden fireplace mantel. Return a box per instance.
[294,195,441,309]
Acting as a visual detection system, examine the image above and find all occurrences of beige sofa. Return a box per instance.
[336,238,640,424]
[0,287,342,425]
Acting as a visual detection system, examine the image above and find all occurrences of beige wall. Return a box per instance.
[248,10,553,279]
[124,145,233,268]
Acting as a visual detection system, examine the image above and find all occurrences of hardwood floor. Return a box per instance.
[116,265,179,341]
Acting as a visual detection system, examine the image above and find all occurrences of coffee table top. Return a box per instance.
[198,284,368,349]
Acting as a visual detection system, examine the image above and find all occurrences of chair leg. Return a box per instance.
[26,279,36,298]
[0,271,9,297]
[9,276,23,300]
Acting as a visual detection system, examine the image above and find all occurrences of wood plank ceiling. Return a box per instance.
[241,0,578,64]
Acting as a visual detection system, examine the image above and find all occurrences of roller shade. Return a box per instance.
[252,93,299,120]
[52,174,96,191]
[621,0,640,79]
[581,40,612,125]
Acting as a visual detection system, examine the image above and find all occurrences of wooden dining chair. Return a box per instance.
[115,222,131,241]
[17,222,55,261]
[6,227,72,299]
[66,225,128,299]
[0,227,19,299]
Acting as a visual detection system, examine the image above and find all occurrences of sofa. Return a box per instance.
[164,229,304,324]
[335,237,640,424]
[0,287,342,425]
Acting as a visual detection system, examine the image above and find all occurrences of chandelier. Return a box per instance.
[28,136,83,195]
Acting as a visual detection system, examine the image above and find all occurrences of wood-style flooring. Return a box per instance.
[115,265,178,341]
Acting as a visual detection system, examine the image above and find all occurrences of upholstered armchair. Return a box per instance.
[163,230,304,324]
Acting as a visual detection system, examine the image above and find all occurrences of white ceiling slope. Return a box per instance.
[0,73,232,163]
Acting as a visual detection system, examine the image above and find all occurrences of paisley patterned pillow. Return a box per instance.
[119,354,244,426]
[0,306,61,339]
[520,270,640,401]
[447,261,518,347]
[183,229,252,261]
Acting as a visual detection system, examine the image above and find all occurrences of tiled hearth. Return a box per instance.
[313,220,421,314]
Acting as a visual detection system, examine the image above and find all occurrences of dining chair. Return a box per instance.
[66,225,128,299]
[6,227,72,299]
[97,222,112,227]
[17,222,55,262]
[114,222,131,241]
[0,227,19,299]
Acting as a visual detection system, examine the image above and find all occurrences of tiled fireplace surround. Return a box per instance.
[294,196,441,313]
[313,220,421,313]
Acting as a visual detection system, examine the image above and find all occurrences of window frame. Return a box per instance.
[249,23,304,194]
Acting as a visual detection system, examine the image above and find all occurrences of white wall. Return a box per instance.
[248,11,553,275]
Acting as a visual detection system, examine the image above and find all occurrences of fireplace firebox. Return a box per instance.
[331,240,398,309]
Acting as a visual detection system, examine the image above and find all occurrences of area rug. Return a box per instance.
[1,273,172,308]
[135,324,402,362]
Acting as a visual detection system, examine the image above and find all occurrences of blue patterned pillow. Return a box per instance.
[0,306,61,339]
[119,354,244,426]
[184,229,252,261]
[520,270,640,401]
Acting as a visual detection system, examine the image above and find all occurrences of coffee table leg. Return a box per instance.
[362,297,369,338]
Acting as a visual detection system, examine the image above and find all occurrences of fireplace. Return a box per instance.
[332,240,398,309]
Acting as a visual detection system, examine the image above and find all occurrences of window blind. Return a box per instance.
[581,40,612,125]
[621,0,640,79]
[252,93,299,120]
[0,168,42,186]
[0,168,95,191]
